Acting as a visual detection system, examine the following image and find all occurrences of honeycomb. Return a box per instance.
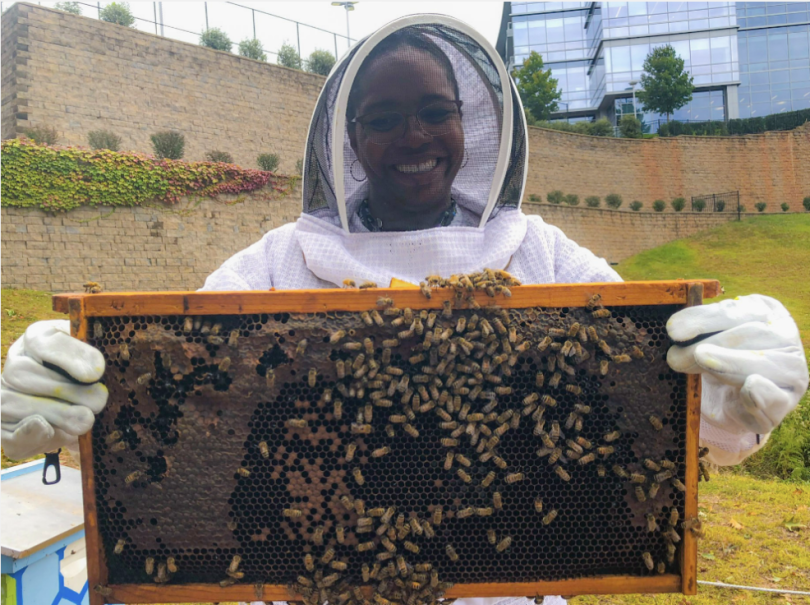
[87,298,690,602]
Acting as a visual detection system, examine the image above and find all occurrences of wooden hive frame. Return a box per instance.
[53,280,718,605]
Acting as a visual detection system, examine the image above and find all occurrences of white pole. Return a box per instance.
[345,5,350,45]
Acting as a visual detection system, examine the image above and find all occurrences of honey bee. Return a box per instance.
[550,421,561,441]
[110,440,126,452]
[699,459,711,482]
[352,468,365,486]
[596,464,607,477]
[534,499,544,513]
[287,418,308,429]
[586,293,602,309]
[642,458,661,472]
[165,557,178,574]
[114,538,126,554]
[136,372,152,386]
[343,279,357,289]
[644,513,659,532]
[265,369,276,388]
[441,300,453,319]
[603,430,621,443]
[613,354,632,363]
[294,339,308,357]
[542,509,558,525]
[505,472,524,484]
[219,578,235,588]
[642,552,654,571]
[283,508,302,518]
[671,478,686,492]
[236,467,250,478]
[457,469,472,483]
[634,486,647,502]
[654,470,672,483]
[445,544,459,562]
[404,424,420,438]
[371,310,384,326]
[612,465,629,479]
[597,445,615,457]
[145,557,155,575]
[492,491,503,510]
[630,473,647,484]
[578,452,596,465]
[554,465,571,482]
[495,536,513,552]
[548,372,562,388]
[125,471,143,485]
[647,482,660,499]
[592,309,611,319]
[155,563,171,584]
[116,343,131,362]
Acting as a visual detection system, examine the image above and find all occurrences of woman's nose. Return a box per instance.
[398,115,433,147]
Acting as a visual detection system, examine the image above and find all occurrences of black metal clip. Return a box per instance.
[43,449,62,485]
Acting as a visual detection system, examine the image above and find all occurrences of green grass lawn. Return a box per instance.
[615,215,810,481]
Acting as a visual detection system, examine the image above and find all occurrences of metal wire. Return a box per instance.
[698,580,810,596]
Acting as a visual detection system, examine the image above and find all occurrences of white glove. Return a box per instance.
[1,320,108,460]
[667,295,808,435]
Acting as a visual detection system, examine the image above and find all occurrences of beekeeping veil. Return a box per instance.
[295,14,528,287]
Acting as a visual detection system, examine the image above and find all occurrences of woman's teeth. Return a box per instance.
[395,158,438,174]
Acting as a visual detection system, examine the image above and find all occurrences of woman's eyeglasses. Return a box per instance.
[350,100,463,145]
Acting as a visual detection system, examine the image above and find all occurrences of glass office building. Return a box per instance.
[497,2,810,129]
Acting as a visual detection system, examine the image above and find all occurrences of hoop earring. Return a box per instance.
[461,148,469,169]
[350,159,367,182]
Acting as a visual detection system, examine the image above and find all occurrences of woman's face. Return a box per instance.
[348,47,465,212]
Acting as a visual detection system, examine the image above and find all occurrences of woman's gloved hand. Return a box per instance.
[1,319,108,460]
[667,294,808,435]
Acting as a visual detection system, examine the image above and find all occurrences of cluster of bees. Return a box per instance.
[95,270,696,601]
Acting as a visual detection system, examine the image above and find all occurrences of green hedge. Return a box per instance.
[658,108,810,137]
[0,139,293,212]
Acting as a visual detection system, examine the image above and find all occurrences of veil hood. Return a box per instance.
[294,14,530,287]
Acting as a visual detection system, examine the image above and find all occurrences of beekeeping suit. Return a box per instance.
[1,14,806,605]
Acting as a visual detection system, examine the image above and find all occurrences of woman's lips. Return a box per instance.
[394,157,439,174]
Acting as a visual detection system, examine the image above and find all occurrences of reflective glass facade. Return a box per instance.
[501,2,810,124]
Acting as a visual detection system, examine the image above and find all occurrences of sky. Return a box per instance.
[12,1,505,62]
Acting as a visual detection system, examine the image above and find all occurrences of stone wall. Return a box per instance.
[522,203,741,264]
[525,125,810,212]
[1,189,301,292]
[0,3,323,173]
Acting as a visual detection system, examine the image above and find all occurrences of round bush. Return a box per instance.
[585,196,600,208]
[630,201,643,211]
[564,193,580,206]
[150,131,184,160]
[23,125,59,145]
[781,202,790,212]
[605,193,623,209]
[277,43,303,70]
[547,190,564,204]
[671,197,686,212]
[87,129,121,151]
[715,200,726,212]
[200,28,232,52]
[307,50,336,76]
[619,114,642,139]
[528,194,541,202]
[692,198,706,212]
[99,2,134,27]
[803,196,810,212]
[206,150,234,164]
[590,118,614,137]
[239,38,266,61]
[257,153,280,172]
[755,202,767,212]
[652,199,666,212]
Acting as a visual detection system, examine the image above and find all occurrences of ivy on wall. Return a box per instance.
[1,139,295,212]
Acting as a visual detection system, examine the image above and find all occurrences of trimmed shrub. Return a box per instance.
[99,2,134,26]
[630,201,643,211]
[671,197,686,212]
[781,202,790,212]
[619,114,643,139]
[238,38,266,61]
[804,196,810,211]
[692,198,706,212]
[200,28,232,52]
[755,202,767,212]
[564,193,580,206]
[150,131,184,160]
[257,153,280,172]
[306,50,336,76]
[206,150,234,164]
[573,121,592,135]
[728,108,810,135]
[715,199,726,212]
[605,193,623,209]
[528,194,541,202]
[590,118,614,137]
[54,2,81,14]
[657,123,670,137]
[0,138,289,212]
[547,190,564,204]
[277,43,303,70]
[87,129,122,151]
[585,196,600,208]
[23,125,59,145]
[652,199,666,212]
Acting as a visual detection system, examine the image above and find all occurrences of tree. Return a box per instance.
[636,45,694,123]
[239,38,266,61]
[277,42,302,70]
[99,2,135,27]
[307,49,336,76]
[511,51,562,122]
[200,28,232,52]
[55,2,81,15]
